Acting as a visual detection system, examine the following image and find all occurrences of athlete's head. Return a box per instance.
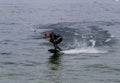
[45,32,50,38]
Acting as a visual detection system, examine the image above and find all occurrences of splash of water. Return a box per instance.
[89,39,96,47]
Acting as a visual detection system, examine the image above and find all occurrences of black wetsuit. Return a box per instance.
[50,32,63,51]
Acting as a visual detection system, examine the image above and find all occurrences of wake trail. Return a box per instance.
[62,47,107,54]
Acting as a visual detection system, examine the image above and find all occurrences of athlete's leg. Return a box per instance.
[53,43,62,51]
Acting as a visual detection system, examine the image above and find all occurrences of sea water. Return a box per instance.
[0,0,120,83]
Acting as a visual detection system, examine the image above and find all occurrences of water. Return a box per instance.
[0,0,120,83]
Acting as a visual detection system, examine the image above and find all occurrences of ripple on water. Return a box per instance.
[0,52,12,55]
[84,64,120,75]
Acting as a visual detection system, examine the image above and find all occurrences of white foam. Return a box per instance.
[62,47,107,54]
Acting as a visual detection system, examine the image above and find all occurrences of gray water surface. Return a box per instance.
[0,0,120,83]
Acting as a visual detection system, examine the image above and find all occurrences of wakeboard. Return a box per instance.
[48,49,64,55]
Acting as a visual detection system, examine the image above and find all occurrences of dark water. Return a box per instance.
[0,0,120,83]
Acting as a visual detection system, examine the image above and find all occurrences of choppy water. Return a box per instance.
[0,0,120,83]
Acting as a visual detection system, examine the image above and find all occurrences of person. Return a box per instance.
[45,32,63,51]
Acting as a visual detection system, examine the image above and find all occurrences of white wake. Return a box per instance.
[62,47,107,54]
